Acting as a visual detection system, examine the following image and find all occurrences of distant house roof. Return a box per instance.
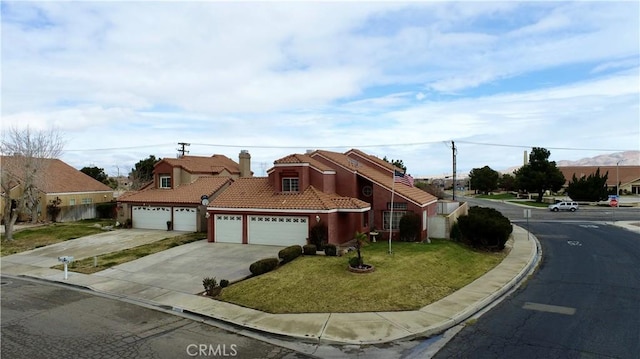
[118,176,231,205]
[209,177,370,212]
[159,155,241,175]
[1,156,112,194]
[558,166,640,186]
[311,149,438,207]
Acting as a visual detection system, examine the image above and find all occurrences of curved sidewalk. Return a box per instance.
[2,225,540,345]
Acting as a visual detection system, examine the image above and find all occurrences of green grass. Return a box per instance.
[1,219,117,256]
[52,232,205,274]
[475,193,517,200]
[218,240,506,313]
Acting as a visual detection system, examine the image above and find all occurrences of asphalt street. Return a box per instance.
[1,277,313,359]
[433,220,640,358]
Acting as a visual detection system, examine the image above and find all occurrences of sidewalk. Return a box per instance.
[2,226,541,345]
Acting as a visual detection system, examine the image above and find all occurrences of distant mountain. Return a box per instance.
[500,151,639,174]
[556,151,639,167]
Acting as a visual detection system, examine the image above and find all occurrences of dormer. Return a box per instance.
[268,154,336,193]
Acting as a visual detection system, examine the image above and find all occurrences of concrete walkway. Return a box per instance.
[0,223,554,345]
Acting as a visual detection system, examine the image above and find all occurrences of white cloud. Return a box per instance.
[1,1,638,176]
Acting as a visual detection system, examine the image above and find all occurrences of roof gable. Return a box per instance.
[272,153,335,173]
[159,155,240,175]
[311,150,437,207]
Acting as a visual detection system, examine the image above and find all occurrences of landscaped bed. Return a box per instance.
[218,239,507,313]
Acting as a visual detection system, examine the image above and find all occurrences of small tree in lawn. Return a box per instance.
[352,231,368,268]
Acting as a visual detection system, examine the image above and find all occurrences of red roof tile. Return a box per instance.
[273,153,335,172]
[311,150,437,207]
[118,176,231,204]
[160,155,240,175]
[1,156,112,194]
[209,177,370,211]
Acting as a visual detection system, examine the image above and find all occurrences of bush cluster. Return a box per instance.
[324,243,337,256]
[96,202,116,219]
[309,222,328,251]
[456,206,512,251]
[303,244,317,255]
[219,279,229,288]
[399,212,421,242]
[278,245,302,264]
[249,257,279,276]
[348,256,362,268]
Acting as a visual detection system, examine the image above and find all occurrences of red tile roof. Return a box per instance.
[160,155,240,175]
[273,153,335,172]
[209,177,370,212]
[1,156,112,194]
[118,176,231,204]
[310,150,437,207]
[559,166,640,186]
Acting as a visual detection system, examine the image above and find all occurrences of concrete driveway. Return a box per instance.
[93,242,285,295]
[1,229,185,270]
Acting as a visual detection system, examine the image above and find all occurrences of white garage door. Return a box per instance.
[248,215,308,246]
[132,206,171,230]
[214,214,243,243]
[173,207,197,232]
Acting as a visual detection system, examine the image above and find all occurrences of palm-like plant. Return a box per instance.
[353,231,368,267]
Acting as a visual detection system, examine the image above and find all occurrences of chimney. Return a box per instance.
[524,150,528,165]
[239,150,252,178]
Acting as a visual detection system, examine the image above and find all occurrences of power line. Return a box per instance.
[65,140,631,153]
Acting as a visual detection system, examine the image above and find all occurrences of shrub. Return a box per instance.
[450,221,462,242]
[278,245,303,264]
[249,257,279,276]
[309,222,328,251]
[96,202,116,219]
[456,206,512,251]
[324,243,337,256]
[219,279,229,288]
[303,244,317,255]
[202,277,218,296]
[399,212,421,242]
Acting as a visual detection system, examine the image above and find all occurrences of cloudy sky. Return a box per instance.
[2,1,638,178]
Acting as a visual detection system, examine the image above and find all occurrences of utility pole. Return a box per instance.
[177,142,190,158]
[452,141,457,201]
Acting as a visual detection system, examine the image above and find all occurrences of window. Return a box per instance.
[69,199,76,206]
[160,175,171,189]
[387,202,408,210]
[282,177,299,192]
[362,185,373,197]
[383,211,406,230]
[82,198,92,204]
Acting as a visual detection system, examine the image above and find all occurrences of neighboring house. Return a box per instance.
[558,166,640,195]
[117,151,251,231]
[206,149,438,246]
[1,156,114,222]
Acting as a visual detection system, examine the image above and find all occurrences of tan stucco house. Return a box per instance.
[1,156,114,222]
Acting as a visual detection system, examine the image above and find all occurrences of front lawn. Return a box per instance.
[218,239,506,313]
[1,219,117,256]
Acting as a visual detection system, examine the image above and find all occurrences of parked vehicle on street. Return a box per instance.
[548,201,579,212]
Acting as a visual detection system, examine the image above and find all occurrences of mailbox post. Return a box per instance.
[58,256,74,280]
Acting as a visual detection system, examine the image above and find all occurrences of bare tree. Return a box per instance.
[1,126,65,240]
